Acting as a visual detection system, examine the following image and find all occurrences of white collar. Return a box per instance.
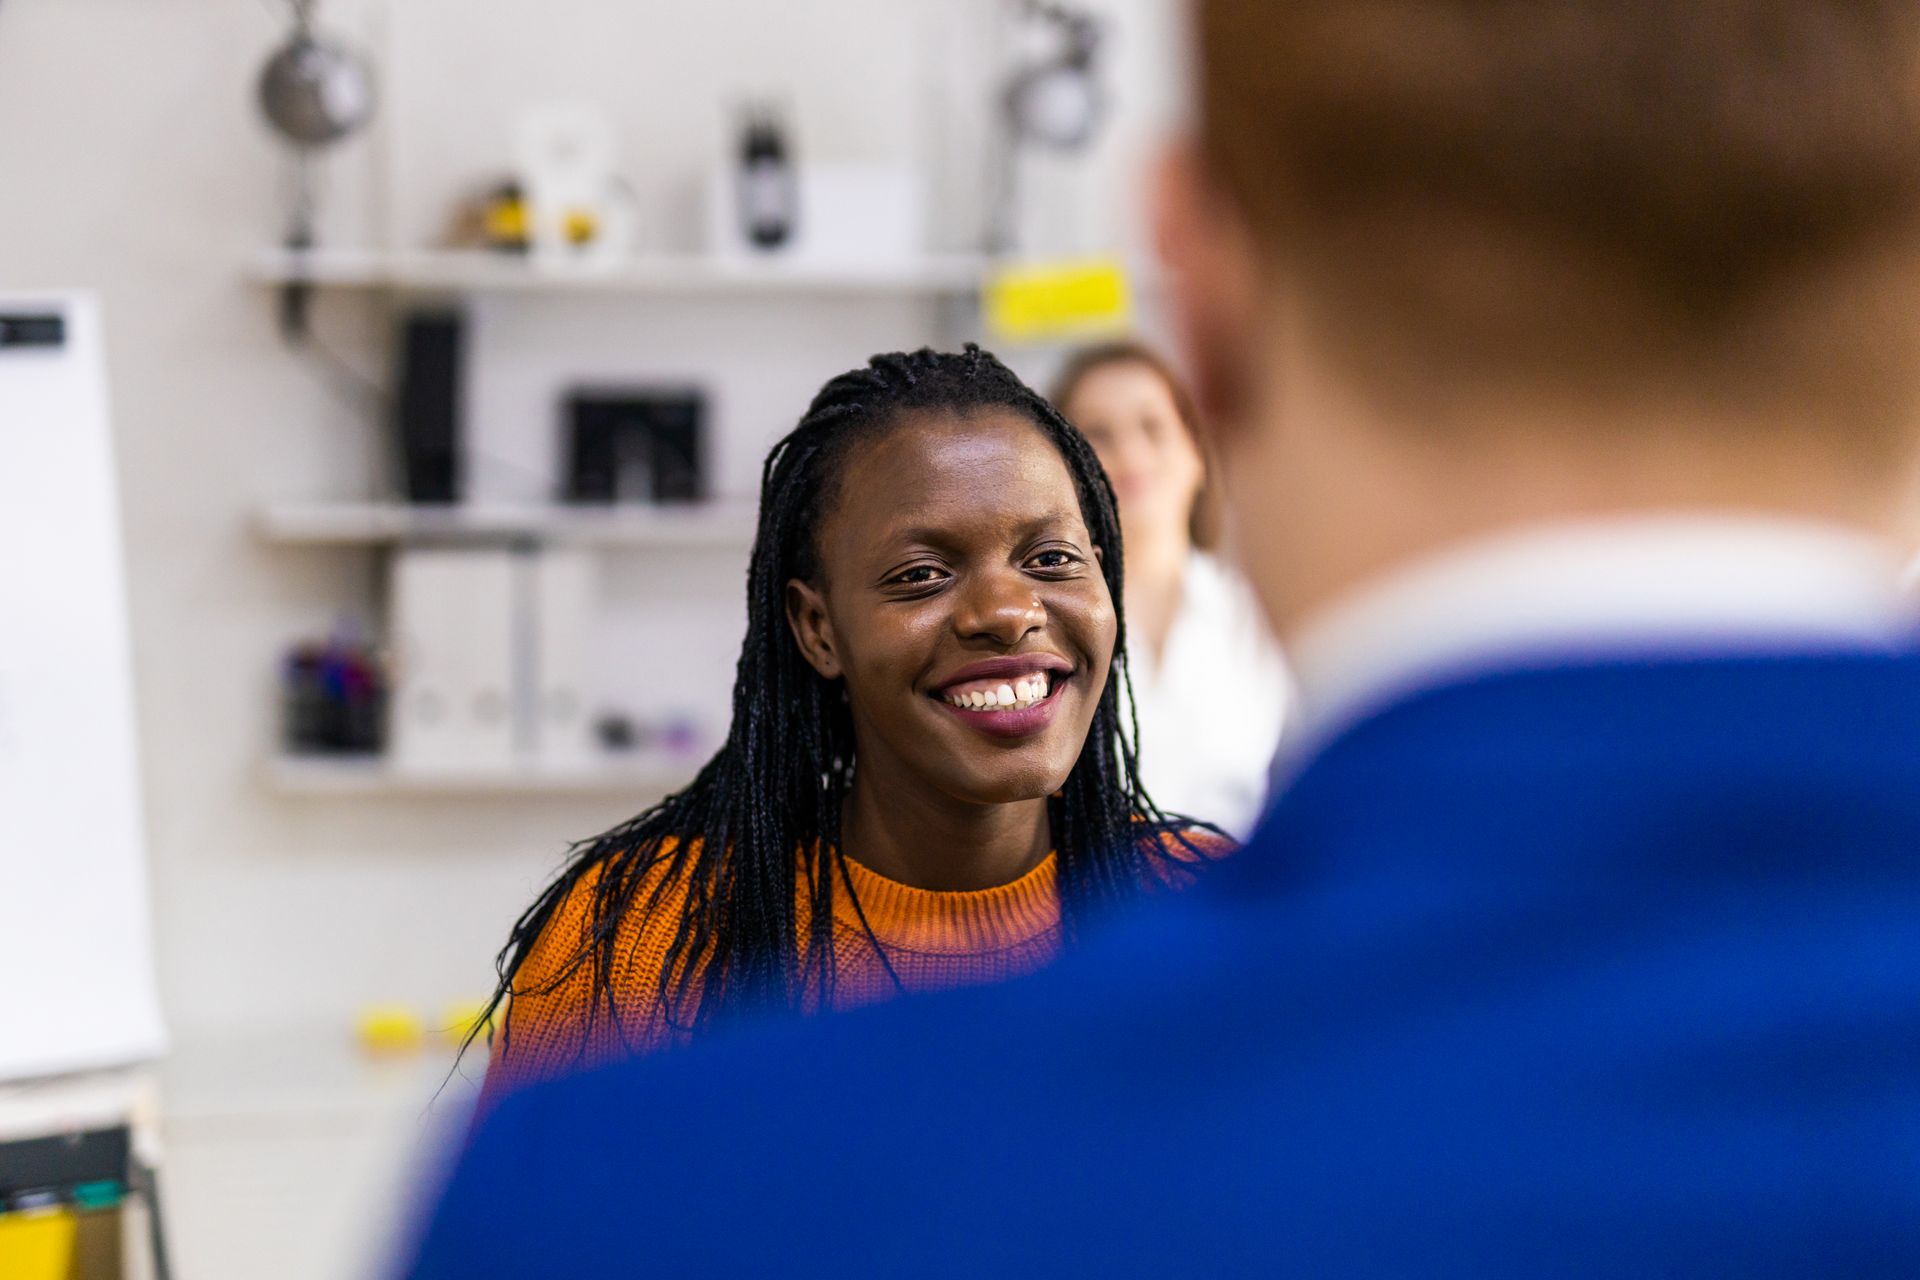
[1286,514,1911,747]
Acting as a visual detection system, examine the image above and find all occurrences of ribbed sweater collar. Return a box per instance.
[832,852,1061,955]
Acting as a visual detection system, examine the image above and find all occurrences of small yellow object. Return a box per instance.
[357,1005,426,1055]
[0,1208,77,1280]
[562,207,599,246]
[440,1000,493,1046]
[983,257,1133,342]
[482,197,528,245]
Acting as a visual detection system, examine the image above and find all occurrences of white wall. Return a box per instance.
[0,0,1185,1042]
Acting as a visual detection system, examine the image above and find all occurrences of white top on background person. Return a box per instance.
[1055,342,1288,838]
[1125,548,1287,837]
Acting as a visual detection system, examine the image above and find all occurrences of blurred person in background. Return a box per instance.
[407,2,1920,1274]
[1053,342,1287,838]
[475,345,1224,1102]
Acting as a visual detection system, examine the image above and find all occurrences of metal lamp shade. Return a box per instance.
[258,34,374,149]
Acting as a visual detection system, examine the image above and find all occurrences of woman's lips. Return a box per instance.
[934,674,1070,739]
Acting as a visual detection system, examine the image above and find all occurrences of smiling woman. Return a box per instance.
[477,346,1228,1098]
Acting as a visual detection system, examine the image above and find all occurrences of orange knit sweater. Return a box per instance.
[487,831,1225,1095]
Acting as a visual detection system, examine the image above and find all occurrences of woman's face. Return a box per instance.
[1065,360,1205,554]
[786,410,1116,806]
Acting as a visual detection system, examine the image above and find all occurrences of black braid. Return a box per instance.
[472,345,1212,1063]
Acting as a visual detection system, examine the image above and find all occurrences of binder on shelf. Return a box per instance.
[522,548,602,769]
[388,548,516,772]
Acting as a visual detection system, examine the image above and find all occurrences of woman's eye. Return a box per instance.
[1030,549,1078,570]
[891,565,946,586]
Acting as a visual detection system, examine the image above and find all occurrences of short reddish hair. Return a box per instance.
[1195,1,1920,444]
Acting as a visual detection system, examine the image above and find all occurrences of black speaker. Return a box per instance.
[394,310,464,504]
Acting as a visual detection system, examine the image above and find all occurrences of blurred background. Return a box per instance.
[0,2,1199,1276]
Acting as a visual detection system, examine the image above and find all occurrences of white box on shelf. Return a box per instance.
[522,548,602,769]
[388,547,516,773]
[706,163,924,267]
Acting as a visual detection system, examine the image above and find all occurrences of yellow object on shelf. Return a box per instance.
[561,208,600,246]
[0,1208,77,1280]
[983,257,1132,342]
[482,195,529,248]
[439,1000,493,1047]
[356,1005,426,1055]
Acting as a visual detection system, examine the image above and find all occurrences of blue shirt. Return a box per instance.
[405,653,1920,1277]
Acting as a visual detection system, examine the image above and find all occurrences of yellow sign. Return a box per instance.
[983,258,1132,342]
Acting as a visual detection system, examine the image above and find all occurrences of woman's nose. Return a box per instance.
[1098,430,1148,474]
[954,571,1046,647]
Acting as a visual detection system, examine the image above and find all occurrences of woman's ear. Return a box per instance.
[784,578,842,679]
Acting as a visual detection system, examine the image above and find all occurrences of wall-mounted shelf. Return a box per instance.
[254,501,759,548]
[263,754,698,798]
[246,247,992,296]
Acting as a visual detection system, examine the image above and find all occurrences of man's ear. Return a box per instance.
[784,578,842,679]
[1152,137,1263,440]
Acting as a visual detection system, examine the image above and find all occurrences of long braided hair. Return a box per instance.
[481,345,1203,1058]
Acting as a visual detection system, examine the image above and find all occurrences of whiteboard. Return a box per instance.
[0,293,166,1079]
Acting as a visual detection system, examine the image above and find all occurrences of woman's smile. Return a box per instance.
[929,655,1076,738]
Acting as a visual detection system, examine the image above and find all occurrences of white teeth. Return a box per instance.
[944,672,1059,711]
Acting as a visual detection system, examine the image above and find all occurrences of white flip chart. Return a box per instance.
[0,293,166,1080]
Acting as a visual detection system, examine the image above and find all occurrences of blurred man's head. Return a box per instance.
[1160,1,1920,635]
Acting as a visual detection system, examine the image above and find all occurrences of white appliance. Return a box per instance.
[707,163,924,267]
